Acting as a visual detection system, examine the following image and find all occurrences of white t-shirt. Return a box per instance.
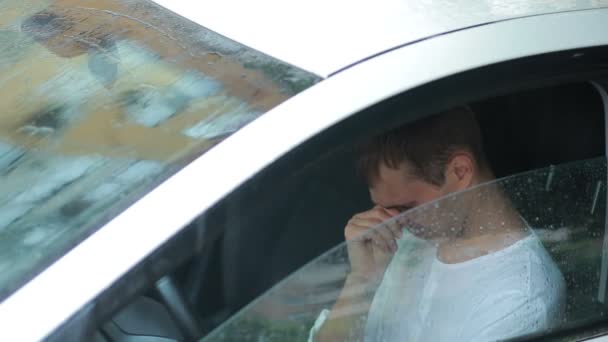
[311,232,566,341]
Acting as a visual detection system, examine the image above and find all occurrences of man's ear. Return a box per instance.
[443,153,474,192]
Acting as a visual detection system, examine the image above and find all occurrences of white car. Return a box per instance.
[2,0,608,340]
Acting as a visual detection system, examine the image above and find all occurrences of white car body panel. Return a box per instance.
[153,0,608,77]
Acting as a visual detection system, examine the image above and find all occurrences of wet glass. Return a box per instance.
[0,0,319,300]
[202,157,608,341]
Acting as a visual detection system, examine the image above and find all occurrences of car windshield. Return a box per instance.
[0,0,319,301]
[203,157,608,341]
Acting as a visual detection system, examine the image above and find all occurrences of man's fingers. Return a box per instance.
[368,229,393,253]
[354,213,403,242]
[346,222,392,253]
[347,222,398,253]
[349,217,383,229]
[349,217,400,241]
[384,208,401,217]
[385,219,404,240]
[376,205,400,218]
[374,225,398,252]
[345,206,409,254]
[345,222,373,241]
[354,207,393,222]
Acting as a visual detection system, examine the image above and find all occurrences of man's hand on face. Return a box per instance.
[345,206,402,280]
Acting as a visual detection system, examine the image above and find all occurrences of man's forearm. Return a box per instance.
[315,274,376,342]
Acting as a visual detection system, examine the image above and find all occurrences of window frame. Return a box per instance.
[200,64,608,341]
[6,7,608,341]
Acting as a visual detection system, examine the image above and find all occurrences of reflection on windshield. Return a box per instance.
[203,158,608,341]
[0,0,319,300]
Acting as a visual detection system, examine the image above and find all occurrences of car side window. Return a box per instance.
[197,82,608,341]
[201,159,607,341]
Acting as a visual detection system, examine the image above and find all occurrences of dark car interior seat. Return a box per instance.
[474,81,607,323]
[473,82,605,177]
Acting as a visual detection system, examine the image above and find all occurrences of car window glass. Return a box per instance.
[202,157,608,341]
[0,0,319,300]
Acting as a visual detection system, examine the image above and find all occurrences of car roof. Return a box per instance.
[152,0,608,77]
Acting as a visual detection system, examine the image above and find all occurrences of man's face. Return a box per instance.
[369,161,470,240]
[369,163,443,214]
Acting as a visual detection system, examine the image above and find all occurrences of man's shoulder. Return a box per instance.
[486,233,565,297]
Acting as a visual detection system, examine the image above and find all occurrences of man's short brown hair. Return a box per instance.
[357,106,488,186]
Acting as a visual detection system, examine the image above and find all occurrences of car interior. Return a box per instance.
[89,79,608,341]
